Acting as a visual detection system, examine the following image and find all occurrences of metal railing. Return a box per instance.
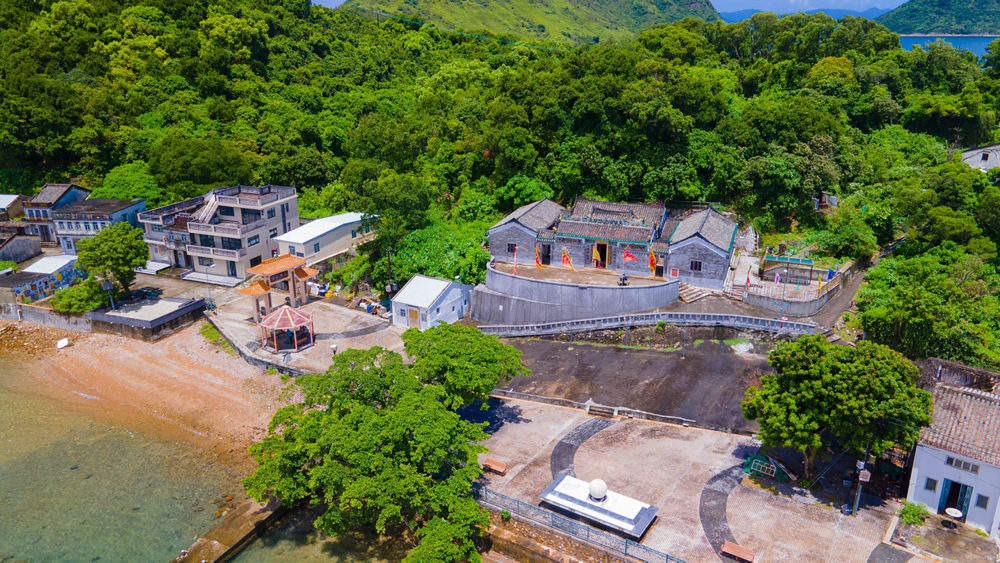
[185,244,246,259]
[473,486,685,563]
[187,218,268,236]
[478,311,816,338]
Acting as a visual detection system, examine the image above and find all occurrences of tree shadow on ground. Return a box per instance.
[457,398,530,434]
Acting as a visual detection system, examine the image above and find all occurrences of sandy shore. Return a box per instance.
[0,320,287,473]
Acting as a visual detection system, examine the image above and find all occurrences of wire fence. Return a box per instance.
[473,485,686,563]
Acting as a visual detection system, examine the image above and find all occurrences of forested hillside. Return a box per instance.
[5,4,1000,367]
[346,0,719,43]
[877,0,1000,34]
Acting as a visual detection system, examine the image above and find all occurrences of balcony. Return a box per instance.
[143,234,187,249]
[215,187,295,208]
[56,228,97,236]
[186,244,247,259]
[187,218,268,237]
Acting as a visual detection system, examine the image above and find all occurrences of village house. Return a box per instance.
[391,274,473,331]
[0,194,24,220]
[487,197,738,290]
[274,212,373,266]
[54,198,146,254]
[0,255,84,304]
[907,384,1000,537]
[22,183,91,243]
[962,143,1000,173]
[138,185,299,285]
[0,221,42,264]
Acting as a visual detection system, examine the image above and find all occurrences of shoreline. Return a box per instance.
[899,34,1000,38]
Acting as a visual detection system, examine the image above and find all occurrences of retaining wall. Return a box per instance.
[203,313,308,377]
[745,263,859,317]
[87,300,206,342]
[19,304,92,332]
[472,265,679,324]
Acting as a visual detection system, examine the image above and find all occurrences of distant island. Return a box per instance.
[719,7,891,23]
[877,0,1000,35]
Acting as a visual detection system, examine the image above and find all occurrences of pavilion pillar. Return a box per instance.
[309,320,314,345]
[273,329,278,352]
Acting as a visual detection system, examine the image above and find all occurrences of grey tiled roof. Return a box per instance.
[555,220,653,244]
[649,241,670,253]
[668,208,737,252]
[922,385,1000,466]
[29,184,86,205]
[536,230,555,241]
[491,199,566,233]
[962,144,1000,172]
[569,197,665,228]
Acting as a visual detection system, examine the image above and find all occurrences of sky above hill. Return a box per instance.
[711,0,905,12]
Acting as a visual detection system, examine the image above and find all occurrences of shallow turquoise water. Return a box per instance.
[900,36,1000,57]
[0,369,244,562]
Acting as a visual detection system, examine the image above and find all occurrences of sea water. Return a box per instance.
[0,365,244,562]
[900,36,1000,57]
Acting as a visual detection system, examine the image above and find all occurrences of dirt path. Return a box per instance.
[0,321,286,472]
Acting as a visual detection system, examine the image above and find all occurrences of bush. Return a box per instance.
[656,320,667,333]
[501,509,511,521]
[899,501,929,525]
[50,277,109,312]
[0,260,17,272]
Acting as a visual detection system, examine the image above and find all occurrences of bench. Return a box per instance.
[483,458,508,476]
[721,541,755,562]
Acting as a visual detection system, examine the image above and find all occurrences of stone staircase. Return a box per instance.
[727,284,746,301]
[678,283,715,304]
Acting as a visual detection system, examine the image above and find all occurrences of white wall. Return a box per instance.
[425,284,473,329]
[277,221,371,265]
[907,444,1000,537]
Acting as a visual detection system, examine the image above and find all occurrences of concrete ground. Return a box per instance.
[132,272,244,309]
[493,262,661,286]
[472,398,896,563]
[211,294,405,374]
[505,339,767,433]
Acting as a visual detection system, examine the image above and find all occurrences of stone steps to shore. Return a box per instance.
[678,283,715,304]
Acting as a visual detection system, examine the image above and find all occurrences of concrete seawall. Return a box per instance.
[472,265,680,324]
[173,497,285,563]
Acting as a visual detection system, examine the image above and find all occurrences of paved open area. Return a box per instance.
[471,398,897,563]
[493,262,662,286]
[505,339,768,433]
[211,293,405,373]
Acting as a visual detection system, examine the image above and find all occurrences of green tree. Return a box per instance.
[742,336,932,479]
[50,276,111,312]
[815,206,878,259]
[403,323,531,410]
[90,161,162,205]
[494,175,554,214]
[75,223,149,298]
[243,347,492,562]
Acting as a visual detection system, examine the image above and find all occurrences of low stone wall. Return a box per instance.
[743,284,840,317]
[203,313,309,377]
[19,304,92,332]
[472,265,680,324]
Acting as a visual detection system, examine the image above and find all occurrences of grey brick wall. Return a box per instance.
[667,239,729,291]
[488,225,539,264]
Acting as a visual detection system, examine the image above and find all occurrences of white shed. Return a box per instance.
[391,274,473,331]
[274,212,374,265]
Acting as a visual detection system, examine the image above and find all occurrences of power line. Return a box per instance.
[338,2,575,53]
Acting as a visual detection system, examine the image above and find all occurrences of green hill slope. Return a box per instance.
[877,0,1000,34]
[346,0,719,43]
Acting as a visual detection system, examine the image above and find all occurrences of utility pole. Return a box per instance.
[386,250,397,294]
[852,443,872,517]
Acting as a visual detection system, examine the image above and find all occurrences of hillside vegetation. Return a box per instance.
[346,0,719,43]
[877,0,1000,34]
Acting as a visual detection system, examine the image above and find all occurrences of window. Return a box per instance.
[92,222,99,230]
[58,222,65,229]
[507,243,517,253]
[946,456,981,474]
[267,208,276,219]
[27,209,35,218]
[976,495,990,510]
[288,246,296,255]
[690,260,702,272]
[247,235,260,247]
[242,209,261,225]
[249,256,262,267]
[436,307,440,314]
[365,225,371,234]
[398,308,405,317]
[983,153,990,161]
[222,237,242,251]
[219,206,235,217]
[75,222,82,230]
[198,257,214,266]
[451,306,455,312]
[151,225,163,233]
[351,230,357,239]
[269,228,278,238]
[313,242,320,253]
[84,223,91,231]
[925,478,938,492]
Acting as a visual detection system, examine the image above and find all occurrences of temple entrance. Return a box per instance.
[597,242,608,268]
[541,244,551,265]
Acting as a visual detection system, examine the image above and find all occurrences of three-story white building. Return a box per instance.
[139,185,299,284]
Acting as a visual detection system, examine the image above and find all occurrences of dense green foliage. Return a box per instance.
[75,223,149,297]
[51,276,111,313]
[0,261,17,272]
[402,323,530,410]
[349,0,719,44]
[742,336,932,478]
[877,0,1000,34]
[245,326,528,560]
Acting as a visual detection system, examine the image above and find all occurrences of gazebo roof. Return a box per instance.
[236,280,272,296]
[247,254,306,276]
[259,305,314,331]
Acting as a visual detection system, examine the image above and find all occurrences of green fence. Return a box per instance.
[473,485,685,563]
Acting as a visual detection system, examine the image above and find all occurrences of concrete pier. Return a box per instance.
[172,497,284,563]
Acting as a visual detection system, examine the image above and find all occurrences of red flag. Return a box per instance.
[623,250,638,263]
[746,271,750,285]
[535,245,542,270]
[562,248,576,272]
[648,251,657,274]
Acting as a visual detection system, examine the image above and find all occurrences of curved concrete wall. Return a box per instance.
[472,265,679,324]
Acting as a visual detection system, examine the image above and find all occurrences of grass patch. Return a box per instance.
[693,339,705,347]
[976,528,989,537]
[899,500,930,525]
[200,322,236,356]
[724,338,750,346]
[834,311,863,343]
[661,346,681,352]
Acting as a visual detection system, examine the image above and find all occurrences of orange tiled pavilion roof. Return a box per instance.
[294,266,319,281]
[236,280,272,296]
[259,305,314,331]
[247,254,306,276]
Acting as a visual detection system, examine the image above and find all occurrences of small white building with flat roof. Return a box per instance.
[274,212,373,265]
[391,274,473,331]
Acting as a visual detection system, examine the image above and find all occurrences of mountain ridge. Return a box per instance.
[720,7,891,23]
[877,0,1000,34]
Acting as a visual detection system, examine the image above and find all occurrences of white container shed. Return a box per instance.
[391,274,473,331]
[273,212,373,265]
